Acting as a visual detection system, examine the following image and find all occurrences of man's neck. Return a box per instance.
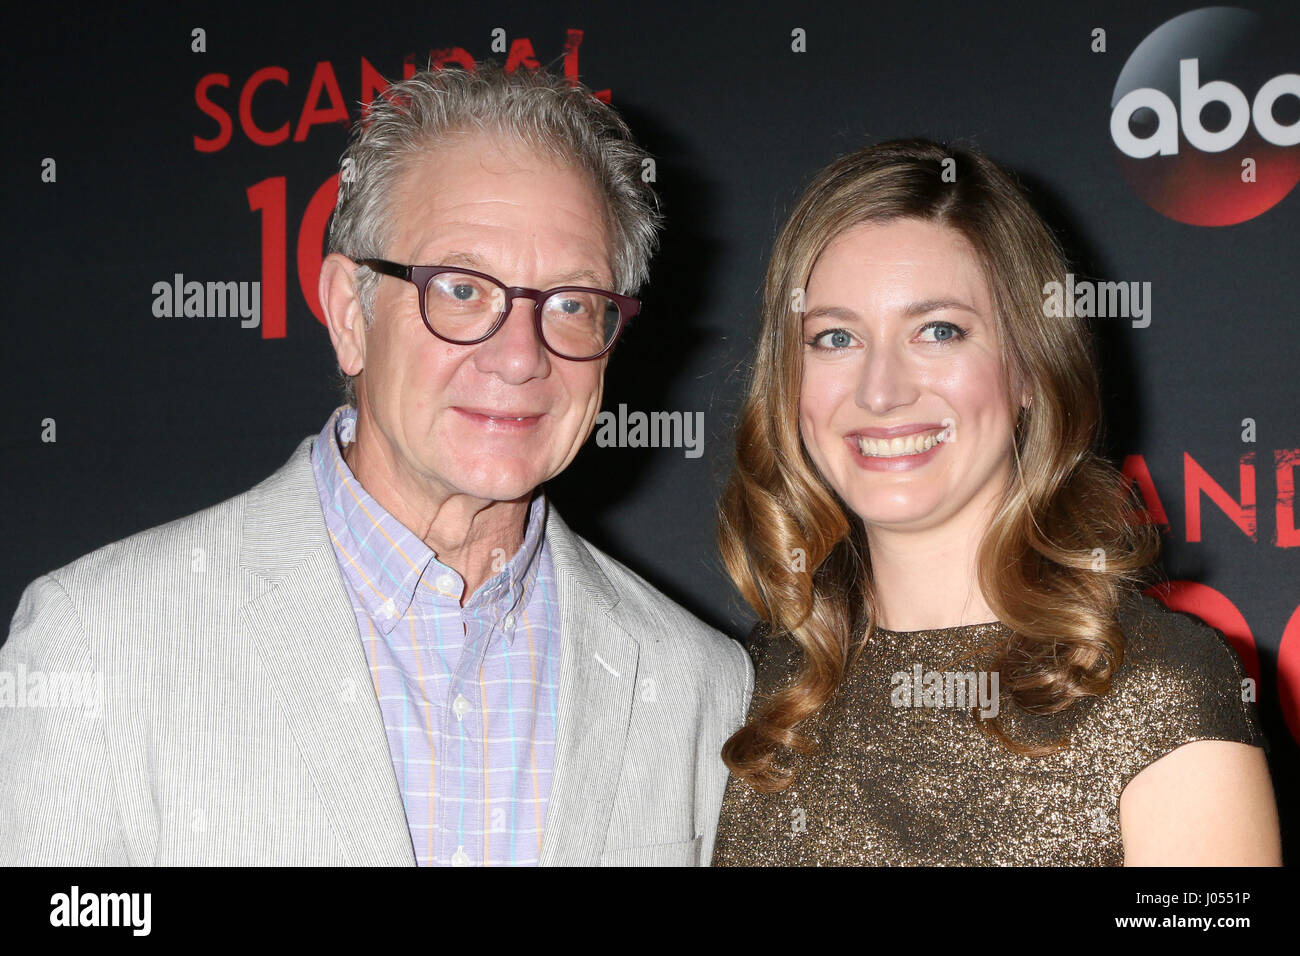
[341,432,529,606]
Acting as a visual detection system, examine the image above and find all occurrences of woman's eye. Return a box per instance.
[809,328,855,349]
[917,321,969,343]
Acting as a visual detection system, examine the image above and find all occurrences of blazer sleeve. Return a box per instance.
[0,575,128,865]
[735,632,756,728]
[697,633,754,867]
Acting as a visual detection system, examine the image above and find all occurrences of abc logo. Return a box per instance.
[1110,7,1300,226]
[1112,60,1300,157]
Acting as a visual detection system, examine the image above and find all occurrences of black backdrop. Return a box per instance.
[4,0,1298,858]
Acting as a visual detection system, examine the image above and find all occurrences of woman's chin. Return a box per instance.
[848,496,947,531]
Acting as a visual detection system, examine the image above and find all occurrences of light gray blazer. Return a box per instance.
[0,435,753,866]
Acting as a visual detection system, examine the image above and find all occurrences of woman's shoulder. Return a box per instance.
[743,619,801,695]
[1091,588,1268,786]
[1114,589,1256,697]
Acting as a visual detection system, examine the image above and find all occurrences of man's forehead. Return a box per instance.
[392,133,604,215]
[434,249,608,287]
[383,139,614,282]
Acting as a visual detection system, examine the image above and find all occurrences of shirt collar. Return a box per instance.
[312,404,547,645]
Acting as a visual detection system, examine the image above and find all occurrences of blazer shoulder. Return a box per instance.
[561,525,746,673]
[47,487,249,593]
[38,433,316,599]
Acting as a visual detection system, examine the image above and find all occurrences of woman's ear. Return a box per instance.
[1013,367,1032,410]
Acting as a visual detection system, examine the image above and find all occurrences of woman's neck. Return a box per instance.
[864,499,1002,632]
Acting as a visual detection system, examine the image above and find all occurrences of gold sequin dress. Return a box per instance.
[711,591,1267,866]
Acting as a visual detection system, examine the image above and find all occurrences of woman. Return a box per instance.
[711,139,1281,865]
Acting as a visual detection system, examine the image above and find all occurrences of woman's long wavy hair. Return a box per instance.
[719,139,1160,793]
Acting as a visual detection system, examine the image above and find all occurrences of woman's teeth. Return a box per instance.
[855,426,952,458]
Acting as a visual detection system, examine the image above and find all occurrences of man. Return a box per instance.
[0,64,752,866]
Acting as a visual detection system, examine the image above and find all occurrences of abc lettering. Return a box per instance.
[1111,58,1300,157]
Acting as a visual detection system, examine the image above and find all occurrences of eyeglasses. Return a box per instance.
[356,258,640,361]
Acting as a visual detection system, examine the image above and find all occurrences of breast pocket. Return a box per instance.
[598,834,703,867]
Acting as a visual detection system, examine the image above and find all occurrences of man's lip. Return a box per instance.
[846,422,947,439]
[453,407,545,421]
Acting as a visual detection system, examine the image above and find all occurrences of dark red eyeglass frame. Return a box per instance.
[356,257,640,361]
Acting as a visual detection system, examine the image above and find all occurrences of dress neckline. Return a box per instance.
[872,619,1006,637]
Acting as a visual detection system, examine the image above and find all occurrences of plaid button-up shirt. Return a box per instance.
[311,405,561,866]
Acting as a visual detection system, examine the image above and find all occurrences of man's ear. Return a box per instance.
[320,253,366,377]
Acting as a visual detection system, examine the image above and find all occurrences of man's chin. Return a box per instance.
[455,470,546,505]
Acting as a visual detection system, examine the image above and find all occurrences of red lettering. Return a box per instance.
[1275,448,1300,547]
[239,66,291,147]
[360,57,392,114]
[294,62,348,142]
[1184,451,1256,542]
[298,174,340,325]
[1280,602,1300,746]
[431,47,475,70]
[1121,454,1170,528]
[563,29,610,102]
[247,177,287,338]
[193,73,233,153]
[505,38,540,72]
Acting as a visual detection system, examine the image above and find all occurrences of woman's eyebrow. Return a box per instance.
[802,305,858,322]
[901,297,980,317]
[803,299,979,321]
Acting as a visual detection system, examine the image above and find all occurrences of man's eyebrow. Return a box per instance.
[548,268,607,287]
[435,251,608,288]
[438,250,488,270]
[802,299,980,321]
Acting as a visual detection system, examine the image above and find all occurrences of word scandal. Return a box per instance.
[190,30,605,340]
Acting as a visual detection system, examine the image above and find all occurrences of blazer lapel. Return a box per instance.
[238,436,415,866]
[538,509,639,866]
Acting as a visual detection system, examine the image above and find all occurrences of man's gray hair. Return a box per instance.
[327,62,663,407]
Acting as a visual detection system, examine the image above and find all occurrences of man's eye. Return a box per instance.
[433,276,485,302]
[808,328,854,349]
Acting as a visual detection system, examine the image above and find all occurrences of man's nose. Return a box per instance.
[472,294,550,384]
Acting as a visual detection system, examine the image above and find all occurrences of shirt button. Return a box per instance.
[436,573,456,593]
[503,614,515,631]
[450,847,470,866]
[452,694,472,720]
